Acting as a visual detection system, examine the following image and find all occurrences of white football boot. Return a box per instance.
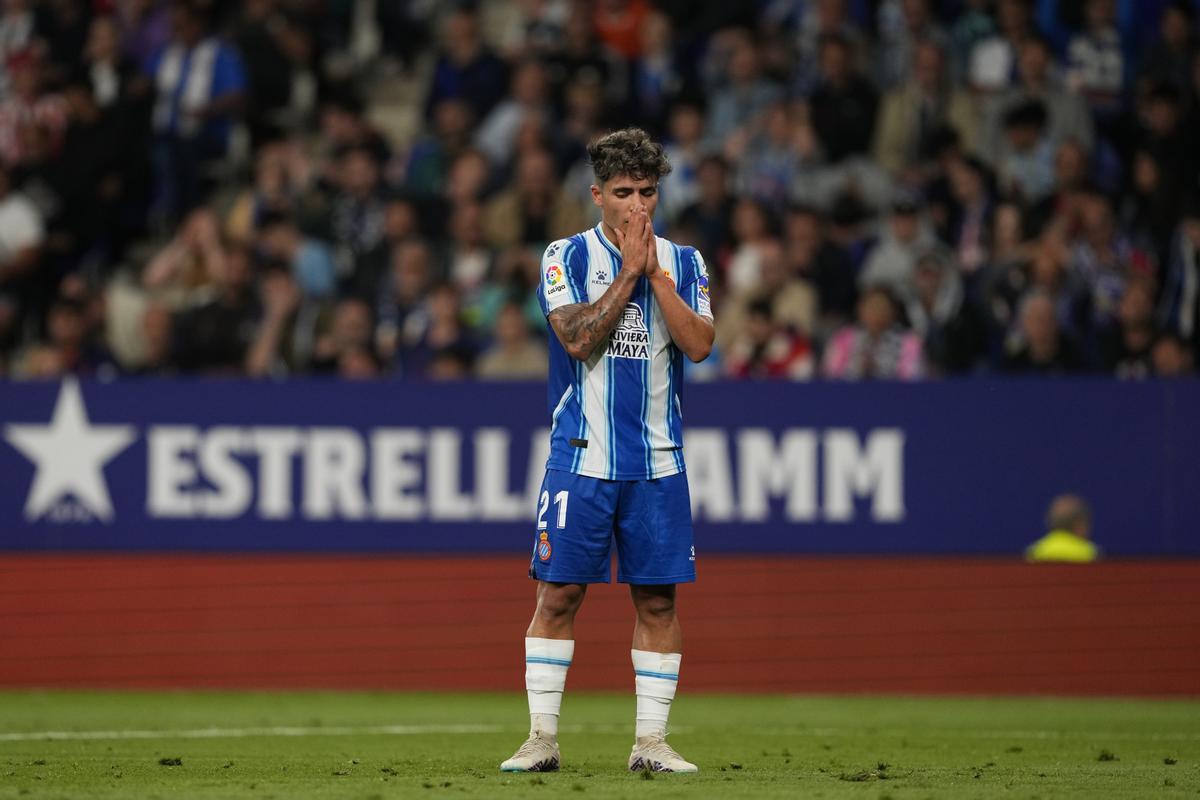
[500,731,560,772]
[627,734,698,773]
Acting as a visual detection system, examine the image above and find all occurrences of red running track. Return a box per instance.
[0,556,1197,695]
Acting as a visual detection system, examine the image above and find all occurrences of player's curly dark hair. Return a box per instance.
[587,128,672,184]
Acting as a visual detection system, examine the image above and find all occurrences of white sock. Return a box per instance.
[525,637,573,737]
[632,649,681,739]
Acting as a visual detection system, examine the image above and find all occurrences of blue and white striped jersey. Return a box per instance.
[536,223,713,481]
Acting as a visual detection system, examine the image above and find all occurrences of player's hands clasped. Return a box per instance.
[615,208,653,277]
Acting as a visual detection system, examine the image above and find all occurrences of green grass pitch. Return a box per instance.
[0,691,1197,798]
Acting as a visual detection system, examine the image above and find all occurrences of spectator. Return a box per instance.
[472,245,544,334]
[475,59,551,166]
[171,243,262,374]
[445,201,492,308]
[16,295,115,378]
[725,197,778,294]
[225,137,310,244]
[906,250,989,374]
[717,238,816,350]
[784,203,858,331]
[724,297,815,380]
[941,154,995,279]
[874,0,949,91]
[492,0,569,62]
[0,0,37,99]
[544,4,615,111]
[1098,276,1158,378]
[131,300,176,375]
[243,267,300,378]
[117,0,171,67]
[0,48,68,168]
[476,300,547,380]
[987,36,1095,160]
[0,160,44,348]
[82,13,148,112]
[994,100,1056,204]
[874,38,977,180]
[808,32,878,163]
[405,98,474,197]
[1070,187,1153,331]
[858,192,939,300]
[229,0,311,144]
[676,154,735,270]
[703,30,783,152]
[482,148,586,249]
[1002,289,1086,374]
[146,0,247,223]
[141,206,226,297]
[1025,494,1099,563]
[397,280,477,380]
[1065,0,1124,117]
[1136,82,1196,236]
[788,0,868,97]
[593,0,651,60]
[1156,196,1200,351]
[424,7,508,121]
[736,101,819,206]
[376,239,434,363]
[1137,1,1195,93]
[311,145,389,298]
[625,11,687,136]
[822,285,924,380]
[443,148,493,207]
[308,296,377,374]
[659,101,705,223]
[256,211,336,300]
[1150,332,1194,376]
[318,92,390,170]
[968,0,1035,92]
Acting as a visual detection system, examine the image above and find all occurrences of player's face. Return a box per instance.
[592,175,659,234]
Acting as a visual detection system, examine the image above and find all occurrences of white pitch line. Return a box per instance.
[0,723,1195,744]
[0,723,675,743]
[0,724,505,742]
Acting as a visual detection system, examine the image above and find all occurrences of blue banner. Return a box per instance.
[1,378,1196,555]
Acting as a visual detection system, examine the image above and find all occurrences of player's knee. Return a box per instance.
[633,591,676,625]
[536,583,586,622]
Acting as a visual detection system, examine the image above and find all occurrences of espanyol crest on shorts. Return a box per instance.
[538,531,552,561]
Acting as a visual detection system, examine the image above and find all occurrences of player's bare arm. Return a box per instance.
[547,211,650,361]
[646,240,714,363]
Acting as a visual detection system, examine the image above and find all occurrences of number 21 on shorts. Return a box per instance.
[537,490,569,530]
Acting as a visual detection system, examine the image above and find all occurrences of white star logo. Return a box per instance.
[3,379,136,522]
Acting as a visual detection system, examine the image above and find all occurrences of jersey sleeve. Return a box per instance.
[538,237,585,316]
[676,246,713,321]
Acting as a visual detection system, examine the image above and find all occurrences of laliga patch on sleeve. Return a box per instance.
[697,274,712,316]
[545,264,567,295]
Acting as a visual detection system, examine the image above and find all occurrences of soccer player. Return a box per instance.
[500,128,714,774]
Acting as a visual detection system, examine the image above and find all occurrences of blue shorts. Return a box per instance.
[528,469,696,585]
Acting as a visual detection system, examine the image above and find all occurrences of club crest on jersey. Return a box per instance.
[538,531,552,561]
[607,304,650,360]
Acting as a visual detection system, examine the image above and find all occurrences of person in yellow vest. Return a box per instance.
[1025,494,1099,563]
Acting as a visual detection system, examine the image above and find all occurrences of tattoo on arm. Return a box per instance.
[549,274,636,360]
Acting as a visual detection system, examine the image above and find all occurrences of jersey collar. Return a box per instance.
[594,222,622,261]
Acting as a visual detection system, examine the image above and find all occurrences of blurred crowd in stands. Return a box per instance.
[0,0,1198,381]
